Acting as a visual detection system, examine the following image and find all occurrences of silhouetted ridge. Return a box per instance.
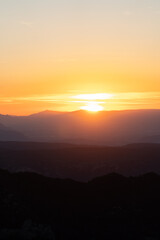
[89,173,126,184]
[0,169,160,239]
[136,172,160,183]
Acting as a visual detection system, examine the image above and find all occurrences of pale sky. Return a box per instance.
[1,0,160,114]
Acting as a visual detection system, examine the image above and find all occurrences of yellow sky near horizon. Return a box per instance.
[0,92,160,116]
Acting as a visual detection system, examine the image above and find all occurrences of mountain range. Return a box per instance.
[0,109,160,145]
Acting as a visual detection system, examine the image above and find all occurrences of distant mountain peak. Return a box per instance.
[29,110,63,117]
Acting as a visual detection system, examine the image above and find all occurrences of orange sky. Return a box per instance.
[1,0,160,115]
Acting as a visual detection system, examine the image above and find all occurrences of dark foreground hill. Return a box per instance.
[0,142,160,181]
[0,169,160,239]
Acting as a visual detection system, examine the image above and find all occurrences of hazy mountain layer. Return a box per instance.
[0,123,27,142]
[0,109,160,145]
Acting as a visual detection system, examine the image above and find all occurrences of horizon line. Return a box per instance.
[0,108,160,117]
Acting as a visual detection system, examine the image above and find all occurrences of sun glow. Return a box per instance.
[73,93,113,100]
[81,102,104,112]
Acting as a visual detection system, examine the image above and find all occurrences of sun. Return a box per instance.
[80,102,104,112]
[71,93,112,112]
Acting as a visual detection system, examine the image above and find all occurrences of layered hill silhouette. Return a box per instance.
[0,109,160,145]
[0,109,160,239]
[0,168,160,239]
[0,142,160,181]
